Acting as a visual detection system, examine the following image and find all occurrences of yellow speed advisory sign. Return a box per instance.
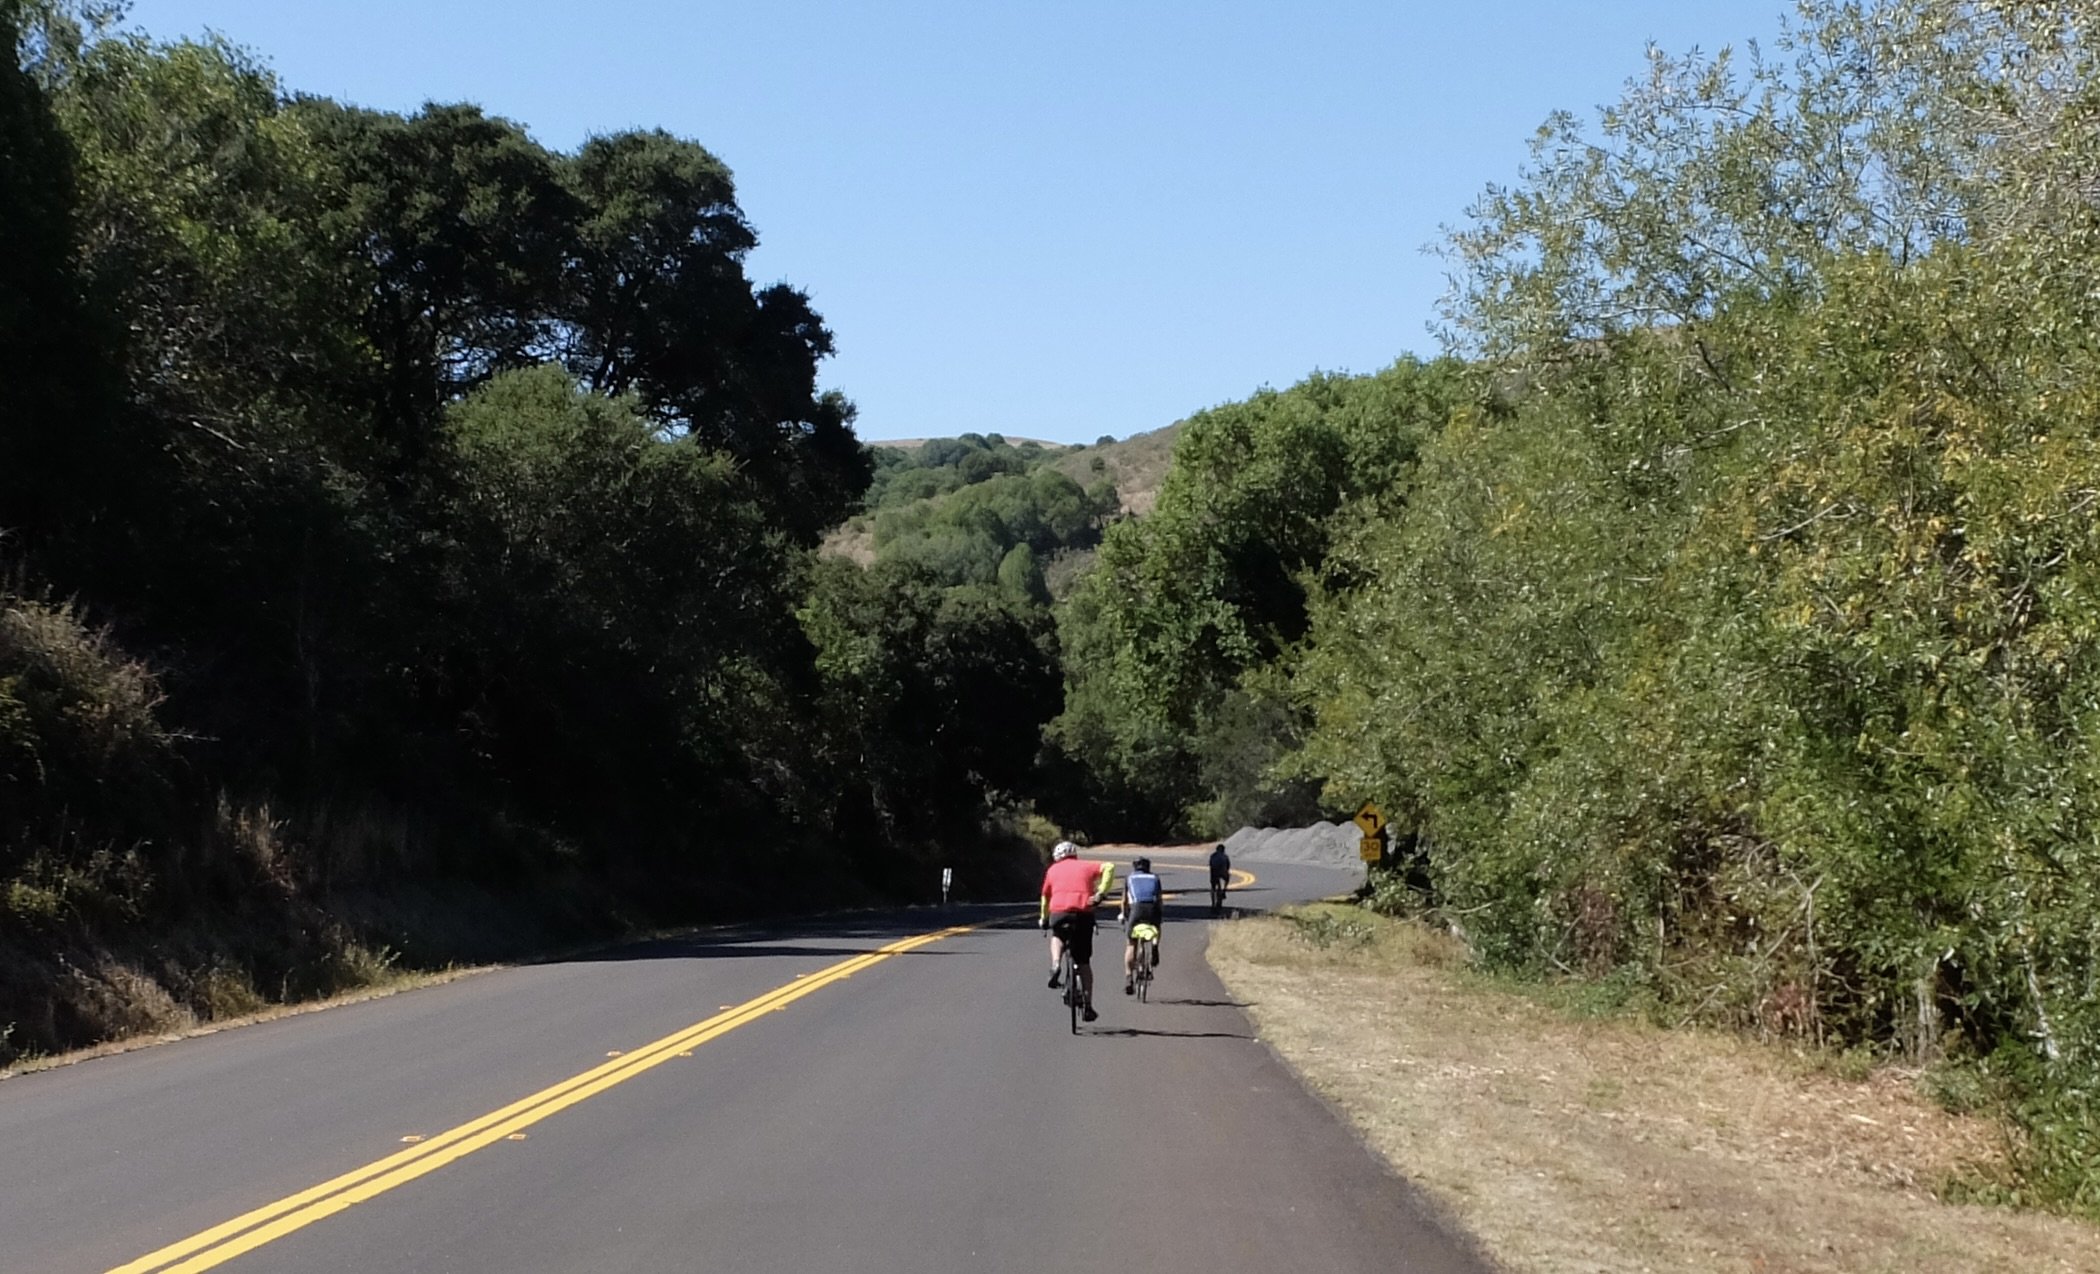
[1353,801,1385,863]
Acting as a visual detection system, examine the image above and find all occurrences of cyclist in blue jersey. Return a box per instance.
[1118,856,1165,995]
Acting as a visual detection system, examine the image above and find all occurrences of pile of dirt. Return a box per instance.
[1223,821,1361,868]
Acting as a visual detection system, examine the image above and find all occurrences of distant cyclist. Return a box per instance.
[1208,843,1232,913]
[1119,855,1164,995]
[1040,841,1113,1022]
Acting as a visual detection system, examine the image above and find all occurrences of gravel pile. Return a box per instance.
[1222,820,1363,869]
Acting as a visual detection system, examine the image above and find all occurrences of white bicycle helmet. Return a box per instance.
[1051,840,1078,861]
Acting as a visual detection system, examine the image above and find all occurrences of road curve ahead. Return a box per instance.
[2,854,1490,1274]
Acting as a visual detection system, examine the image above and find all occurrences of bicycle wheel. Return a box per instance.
[1062,950,1080,1033]
[1137,940,1154,1002]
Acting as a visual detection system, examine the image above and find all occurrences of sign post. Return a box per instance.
[1352,802,1386,865]
[941,866,953,906]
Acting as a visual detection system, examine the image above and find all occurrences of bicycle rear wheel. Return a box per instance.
[1136,941,1154,1002]
[1062,949,1080,1033]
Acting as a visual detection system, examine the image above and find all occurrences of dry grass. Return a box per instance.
[1208,906,2100,1274]
[1050,422,1183,516]
[817,519,879,564]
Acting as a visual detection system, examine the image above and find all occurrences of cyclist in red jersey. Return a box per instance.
[1039,840,1113,1022]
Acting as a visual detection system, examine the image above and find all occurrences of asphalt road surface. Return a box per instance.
[3,850,1491,1273]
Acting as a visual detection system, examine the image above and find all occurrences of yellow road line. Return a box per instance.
[110,924,977,1274]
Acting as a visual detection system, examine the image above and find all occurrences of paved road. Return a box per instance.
[2,851,1491,1273]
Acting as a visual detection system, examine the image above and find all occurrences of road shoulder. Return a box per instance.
[1209,904,2100,1274]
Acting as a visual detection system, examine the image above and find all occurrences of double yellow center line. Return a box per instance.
[111,923,978,1274]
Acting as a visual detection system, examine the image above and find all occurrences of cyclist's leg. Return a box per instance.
[1048,914,1077,987]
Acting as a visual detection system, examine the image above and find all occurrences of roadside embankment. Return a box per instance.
[1209,905,2100,1274]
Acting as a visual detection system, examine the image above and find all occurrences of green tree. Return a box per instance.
[560,129,869,537]
[801,559,1062,869]
[0,0,118,568]
[997,543,1050,605]
[1049,359,1462,834]
[1301,0,2100,1203]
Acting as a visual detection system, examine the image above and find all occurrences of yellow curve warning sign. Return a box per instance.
[1352,802,1386,837]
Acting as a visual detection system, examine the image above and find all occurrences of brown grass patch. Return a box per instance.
[817,519,878,565]
[1208,906,2100,1274]
[1049,423,1183,517]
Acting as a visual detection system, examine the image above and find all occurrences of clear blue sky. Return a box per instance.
[129,1,1787,445]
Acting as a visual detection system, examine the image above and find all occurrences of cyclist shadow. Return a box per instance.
[1150,997,1249,1009]
[1090,1026,1252,1040]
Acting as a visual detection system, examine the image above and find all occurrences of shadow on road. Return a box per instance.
[1150,997,1250,1009]
[558,883,1281,967]
[560,902,1042,965]
[591,943,981,961]
[1088,1026,1253,1040]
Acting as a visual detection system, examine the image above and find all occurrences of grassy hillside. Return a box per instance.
[822,424,1184,571]
[1046,424,1182,517]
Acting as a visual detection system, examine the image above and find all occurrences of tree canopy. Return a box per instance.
[1041,1,2100,1207]
[0,4,1050,1065]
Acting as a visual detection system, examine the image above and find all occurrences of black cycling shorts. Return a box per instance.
[1125,899,1163,932]
[1049,910,1096,965]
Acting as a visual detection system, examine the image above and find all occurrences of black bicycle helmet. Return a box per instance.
[1132,856,1152,872]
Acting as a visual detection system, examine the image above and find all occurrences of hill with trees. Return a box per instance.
[1045,424,1184,519]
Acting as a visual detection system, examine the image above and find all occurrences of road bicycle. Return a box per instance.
[1128,922,1159,1003]
[1051,914,1096,1033]
[1050,905,1106,1032]
[1210,877,1228,916]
